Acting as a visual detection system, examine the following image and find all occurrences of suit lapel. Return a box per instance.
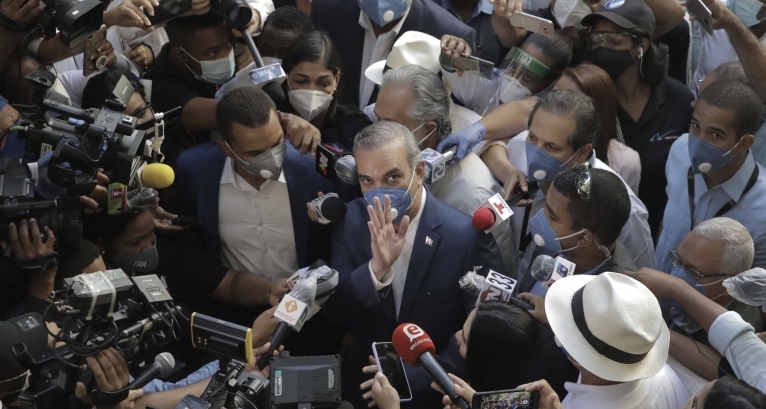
[284,145,310,265]
[398,191,442,321]
[201,146,227,257]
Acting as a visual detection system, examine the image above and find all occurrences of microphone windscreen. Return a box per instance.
[472,207,495,232]
[320,196,347,222]
[262,81,286,106]
[531,254,556,282]
[392,323,435,367]
[141,163,175,189]
[154,352,175,375]
[335,155,359,185]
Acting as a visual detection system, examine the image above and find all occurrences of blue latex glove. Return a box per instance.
[35,152,66,199]
[435,121,486,160]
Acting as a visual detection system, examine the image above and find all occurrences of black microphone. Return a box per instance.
[128,352,175,390]
[530,254,556,282]
[309,193,347,224]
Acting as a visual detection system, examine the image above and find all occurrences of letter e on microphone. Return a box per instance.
[402,324,425,343]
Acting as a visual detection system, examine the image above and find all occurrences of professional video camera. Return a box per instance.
[0,157,81,251]
[19,269,184,409]
[16,71,179,197]
[0,0,103,47]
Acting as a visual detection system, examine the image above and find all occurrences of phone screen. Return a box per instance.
[473,389,538,409]
[373,342,412,401]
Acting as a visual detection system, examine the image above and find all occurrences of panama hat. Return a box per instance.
[365,31,441,85]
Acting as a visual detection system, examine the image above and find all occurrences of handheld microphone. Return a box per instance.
[334,155,359,185]
[471,193,513,233]
[257,276,318,369]
[392,323,469,409]
[421,146,457,184]
[316,143,353,179]
[137,163,175,189]
[530,255,556,282]
[459,270,533,310]
[128,352,175,390]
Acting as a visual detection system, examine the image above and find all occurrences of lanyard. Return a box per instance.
[687,165,759,231]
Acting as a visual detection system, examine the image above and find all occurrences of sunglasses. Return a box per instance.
[574,164,592,201]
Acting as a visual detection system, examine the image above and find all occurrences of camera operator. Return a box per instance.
[73,349,144,409]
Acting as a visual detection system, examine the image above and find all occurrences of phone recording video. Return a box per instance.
[472,389,539,409]
[372,342,413,402]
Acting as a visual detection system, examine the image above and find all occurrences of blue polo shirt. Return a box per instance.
[654,133,766,273]
[440,0,509,65]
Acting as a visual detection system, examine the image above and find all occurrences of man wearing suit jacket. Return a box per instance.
[324,121,505,409]
[311,0,476,109]
[176,87,342,354]
[515,167,636,307]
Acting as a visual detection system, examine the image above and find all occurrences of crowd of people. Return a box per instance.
[0,0,766,408]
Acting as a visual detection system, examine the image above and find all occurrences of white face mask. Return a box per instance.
[498,75,532,103]
[288,87,334,121]
[184,48,236,85]
[552,0,592,29]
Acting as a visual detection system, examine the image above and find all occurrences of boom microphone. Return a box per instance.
[392,323,469,409]
[128,352,175,390]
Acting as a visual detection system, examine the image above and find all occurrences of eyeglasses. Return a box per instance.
[574,164,592,201]
[587,31,641,50]
[670,250,730,279]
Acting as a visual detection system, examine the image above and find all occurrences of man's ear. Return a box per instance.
[415,159,426,183]
[740,134,755,151]
[577,229,595,247]
[575,144,592,164]
[217,139,235,159]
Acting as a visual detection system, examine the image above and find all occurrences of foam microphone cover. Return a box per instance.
[392,323,436,367]
[531,254,556,282]
[471,207,495,232]
[320,195,347,222]
[262,81,286,107]
[141,163,175,189]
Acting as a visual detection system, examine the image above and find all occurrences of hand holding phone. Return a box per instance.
[509,13,555,37]
[472,389,540,409]
[439,52,495,79]
[687,0,714,34]
[372,342,413,402]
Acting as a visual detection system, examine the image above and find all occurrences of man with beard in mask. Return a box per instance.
[311,0,476,109]
[654,80,766,272]
[580,0,693,239]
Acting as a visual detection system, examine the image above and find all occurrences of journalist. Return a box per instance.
[256,5,313,63]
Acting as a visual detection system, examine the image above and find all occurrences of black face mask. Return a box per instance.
[586,47,636,80]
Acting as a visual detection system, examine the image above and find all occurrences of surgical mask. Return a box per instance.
[109,236,159,273]
[727,0,764,26]
[226,141,287,180]
[723,267,766,307]
[288,88,334,121]
[363,167,417,223]
[359,0,409,26]
[528,209,586,254]
[526,142,577,181]
[687,133,742,174]
[184,48,236,85]
[261,56,282,66]
[552,0,591,28]
[498,76,532,103]
[586,47,635,81]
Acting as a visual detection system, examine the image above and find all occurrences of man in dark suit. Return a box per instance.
[311,0,476,108]
[324,121,505,408]
[175,87,342,354]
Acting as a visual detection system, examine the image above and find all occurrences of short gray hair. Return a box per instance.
[528,89,599,152]
[692,217,754,276]
[353,121,421,170]
[381,64,452,141]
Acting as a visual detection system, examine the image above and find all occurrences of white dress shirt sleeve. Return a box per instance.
[369,262,394,291]
[709,310,766,392]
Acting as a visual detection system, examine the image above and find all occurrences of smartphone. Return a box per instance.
[509,13,555,37]
[687,0,714,34]
[439,52,495,79]
[147,0,193,25]
[472,389,540,409]
[83,29,105,77]
[372,342,413,402]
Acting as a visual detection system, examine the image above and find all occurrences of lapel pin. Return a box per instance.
[425,236,433,247]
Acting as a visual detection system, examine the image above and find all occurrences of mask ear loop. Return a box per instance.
[638,45,645,81]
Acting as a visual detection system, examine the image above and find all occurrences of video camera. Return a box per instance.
[0,0,103,47]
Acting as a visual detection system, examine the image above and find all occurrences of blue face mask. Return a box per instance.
[528,209,585,254]
[359,0,408,27]
[363,168,417,223]
[687,133,741,174]
[727,0,764,26]
[526,142,577,182]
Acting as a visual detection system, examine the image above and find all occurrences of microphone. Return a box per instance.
[334,155,360,185]
[137,163,175,189]
[471,193,513,233]
[421,146,457,184]
[128,352,175,390]
[392,323,469,409]
[309,193,347,224]
[257,276,318,369]
[316,143,353,179]
[459,270,533,310]
[530,254,556,282]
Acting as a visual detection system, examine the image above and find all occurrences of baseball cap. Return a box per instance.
[581,0,656,37]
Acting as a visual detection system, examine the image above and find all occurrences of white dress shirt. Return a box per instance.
[357,4,411,109]
[561,364,689,409]
[218,157,298,280]
[369,186,427,317]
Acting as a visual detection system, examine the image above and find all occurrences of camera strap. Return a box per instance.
[0,9,34,34]
[10,252,58,273]
[91,387,130,407]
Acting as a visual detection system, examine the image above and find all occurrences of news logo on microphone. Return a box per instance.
[476,270,518,306]
[316,143,352,179]
[471,193,513,233]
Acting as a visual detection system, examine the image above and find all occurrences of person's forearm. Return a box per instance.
[726,20,766,103]
[134,378,209,409]
[36,34,86,64]
[669,330,720,380]
[643,0,685,38]
[230,270,271,306]
[481,144,514,184]
[491,11,525,48]
[480,97,535,140]
[668,278,729,332]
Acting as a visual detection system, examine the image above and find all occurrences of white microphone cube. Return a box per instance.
[421,148,448,184]
[250,63,287,88]
[475,270,518,306]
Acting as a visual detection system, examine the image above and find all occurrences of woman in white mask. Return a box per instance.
[280,31,371,149]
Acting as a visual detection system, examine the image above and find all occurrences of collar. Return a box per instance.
[565,377,641,403]
[696,151,757,201]
[220,157,285,190]
[358,3,412,35]
[404,186,428,245]
[581,255,612,276]
[441,0,493,19]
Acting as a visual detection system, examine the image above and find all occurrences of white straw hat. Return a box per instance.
[365,31,441,85]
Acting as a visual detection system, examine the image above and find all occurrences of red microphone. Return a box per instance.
[471,207,495,232]
[392,323,470,409]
